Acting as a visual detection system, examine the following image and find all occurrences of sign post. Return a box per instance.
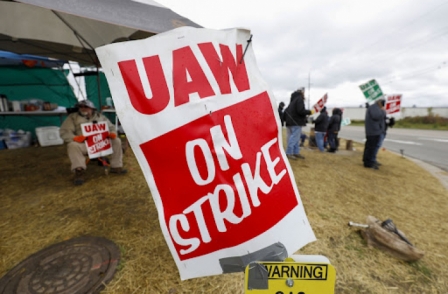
[359,79,383,103]
[96,27,316,280]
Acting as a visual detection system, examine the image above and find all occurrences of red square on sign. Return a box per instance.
[140,92,298,260]
[386,100,401,114]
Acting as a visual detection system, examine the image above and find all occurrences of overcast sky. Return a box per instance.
[155,0,448,108]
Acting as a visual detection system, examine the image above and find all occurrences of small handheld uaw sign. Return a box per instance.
[81,121,113,159]
[385,94,402,115]
[96,27,315,280]
[312,93,328,113]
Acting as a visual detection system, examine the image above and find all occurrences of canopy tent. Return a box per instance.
[0,62,77,137]
[85,71,111,109]
[0,50,67,68]
[0,66,77,136]
[0,0,202,66]
[0,0,201,141]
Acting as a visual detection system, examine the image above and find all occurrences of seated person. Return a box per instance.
[59,99,127,186]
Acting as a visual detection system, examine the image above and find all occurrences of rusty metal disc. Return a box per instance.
[0,236,120,294]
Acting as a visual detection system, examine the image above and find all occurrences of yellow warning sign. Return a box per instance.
[244,262,336,294]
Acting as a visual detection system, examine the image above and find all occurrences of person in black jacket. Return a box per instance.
[373,114,395,166]
[278,101,285,127]
[363,99,386,169]
[327,108,342,153]
[284,89,313,159]
[313,106,329,152]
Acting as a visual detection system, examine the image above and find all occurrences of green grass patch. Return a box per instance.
[350,116,448,130]
[409,261,433,279]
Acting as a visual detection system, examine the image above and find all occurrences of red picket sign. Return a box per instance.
[96,27,315,280]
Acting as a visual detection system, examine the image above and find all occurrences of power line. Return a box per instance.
[367,26,448,64]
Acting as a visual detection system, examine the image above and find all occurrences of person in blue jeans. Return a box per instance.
[373,115,395,165]
[284,88,313,160]
[312,106,329,152]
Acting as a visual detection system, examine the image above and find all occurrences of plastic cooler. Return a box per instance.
[35,126,64,147]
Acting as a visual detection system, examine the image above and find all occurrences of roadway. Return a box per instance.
[328,126,448,171]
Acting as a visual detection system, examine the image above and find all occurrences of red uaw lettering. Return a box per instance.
[118,42,251,115]
[84,125,92,133]
[172,46,215,107]
[198,43,249,94]
[118,55,170,115]
[97,123,106,131]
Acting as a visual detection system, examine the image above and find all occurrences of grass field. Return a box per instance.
[1,138,447,293]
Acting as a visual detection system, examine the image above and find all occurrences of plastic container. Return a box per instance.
[35,126,64,147]
[4,132,32,149]
[0,137,6,150]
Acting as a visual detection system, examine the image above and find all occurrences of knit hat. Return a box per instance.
[321,106,327,113]
[76,99,96,110]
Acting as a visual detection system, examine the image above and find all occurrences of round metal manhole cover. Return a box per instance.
[0,236,120,294]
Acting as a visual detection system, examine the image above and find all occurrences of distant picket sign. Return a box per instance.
[359,79,383,102]
[312,93,328,113]
[96,27,315,280]
[385,94,402,115]
[81,121,113,159]
[341,117,351,127]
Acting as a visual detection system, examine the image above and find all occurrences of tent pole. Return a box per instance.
[96,66,102,110]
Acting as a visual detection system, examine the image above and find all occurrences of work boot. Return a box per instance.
[286,154,298,160]
[295,154,305,159]
[73,168,85,186]
[110,167,128,174]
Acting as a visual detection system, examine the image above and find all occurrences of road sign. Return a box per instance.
[245,261,336,294]
[359,79,383,102]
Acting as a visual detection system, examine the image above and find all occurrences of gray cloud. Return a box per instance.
[159,0,448,107]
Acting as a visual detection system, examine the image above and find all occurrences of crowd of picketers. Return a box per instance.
[278,88,394,170]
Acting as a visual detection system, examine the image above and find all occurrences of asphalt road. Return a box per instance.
[332,126,448,171]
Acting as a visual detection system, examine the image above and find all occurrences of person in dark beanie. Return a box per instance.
[363,99,386,169]
[278,101,286,127]
[312,106,329,152]
[326,108,342,153]
[284,88,314,159]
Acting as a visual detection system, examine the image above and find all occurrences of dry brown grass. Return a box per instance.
[0,136,447,294]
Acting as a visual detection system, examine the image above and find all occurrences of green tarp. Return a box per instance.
[0,66,77,138]
[85,71,116,122]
